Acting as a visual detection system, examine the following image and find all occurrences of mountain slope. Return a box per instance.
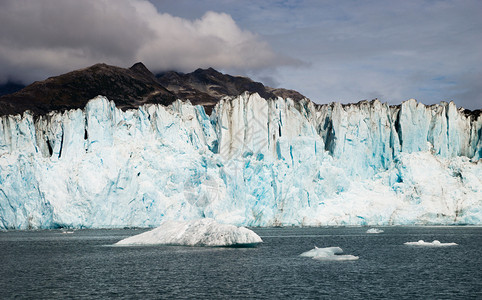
[0,63,306,116]
[156,67,305,113]
[0,63,175,116]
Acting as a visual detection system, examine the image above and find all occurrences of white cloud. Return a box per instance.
[0,0,297,83]
[135,9,296,72]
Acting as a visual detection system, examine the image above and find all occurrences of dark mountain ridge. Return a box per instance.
[0,63,175,116]
[156,67,305,113]
[0,63,305,116]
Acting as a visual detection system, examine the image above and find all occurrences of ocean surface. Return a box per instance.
[0,226,480,299]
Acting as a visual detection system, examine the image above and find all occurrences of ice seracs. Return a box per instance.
[300,246,359,261]
[404,240,458,247]
[115,218,262,247]
[0,94,481,229]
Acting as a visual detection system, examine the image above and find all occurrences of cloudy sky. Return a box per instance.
[0,0,481,109]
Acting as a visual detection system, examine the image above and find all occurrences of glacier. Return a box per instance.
[0,93,481,229]
[115,218,262,247]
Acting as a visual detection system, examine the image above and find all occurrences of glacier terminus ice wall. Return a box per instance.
[0,93,481,229]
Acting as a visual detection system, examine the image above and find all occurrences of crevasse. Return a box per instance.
[0,93,480,229]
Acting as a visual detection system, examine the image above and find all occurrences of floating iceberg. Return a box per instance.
[404,240,458,247]
[115,218,262,247]
[300,246,359,261]
[366,228,384,234]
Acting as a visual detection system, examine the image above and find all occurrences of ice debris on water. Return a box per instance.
[115,218,262,247]
[300,246,359,261]
[366,228,384,234]
[404,240,458,247]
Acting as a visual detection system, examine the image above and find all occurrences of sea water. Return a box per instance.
[0,227,480,299]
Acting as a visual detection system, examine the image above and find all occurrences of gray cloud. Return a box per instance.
[446,72,482,110]
[156,0,481,109]
[1,0,480,110]
[0,0,299,84]
[277,1,482,109]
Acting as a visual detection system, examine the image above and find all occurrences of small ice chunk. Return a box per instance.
[300,246,359,261]
[313,254,359,261]
[300,246,344,257]
[404,240,458,247]
[115,218,262,247]
[366,228,384,234]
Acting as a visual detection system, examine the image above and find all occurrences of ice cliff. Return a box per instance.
[0,93,481,229]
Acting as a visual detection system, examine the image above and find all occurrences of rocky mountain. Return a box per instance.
[0,63,175,116]
[156,67,304,113]
[0,63,305,116]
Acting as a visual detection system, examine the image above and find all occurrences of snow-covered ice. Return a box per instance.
[300,246,343,257]
[115,218,262,247]
[404,240,458,247]
[0,94,481,229]
[300,246,359,261]
[366,228,384,234]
